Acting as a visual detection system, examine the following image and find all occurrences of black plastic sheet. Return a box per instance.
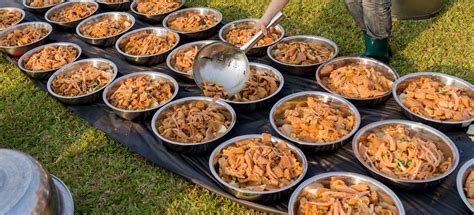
[3,1,473,214]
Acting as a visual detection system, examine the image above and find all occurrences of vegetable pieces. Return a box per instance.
[0,9,23,30]
[49,2,97,23]
[224,21,280,47]
[136,0,180,15]
[51,64,113,97]
[168,11,219,32]
[79,15,132,38]
[0,25,49,47]
[24,45,78,71]
[119,31,177,56]
[272,40,333,65]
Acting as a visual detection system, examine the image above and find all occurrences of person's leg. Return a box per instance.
[344,0,366,32]
[361,0,392,63]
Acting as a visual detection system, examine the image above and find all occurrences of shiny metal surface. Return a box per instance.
[218,18,285,56]
[163,7,222,39]
[115,27,180,66]
[209,134,308,202]
[352,119,460,189]
[103,71,179,121]
[392,72,473,130]
[0,22,52,56]
[76,12,135,47]
[51,175,74,215]
[270,91,361,152]
[44,1,98,29]
[47,58,118,105]
[456,159,474,213]
[316,56,399,106]
[288,172,405,215]
[23,0,64,13]
[0,7,25,31]
[96,0,131,11]
[267,35,339,76]
[151,96,236,153]
[18,42,82,79]
[130,0,185,23]
[166,40,215,80]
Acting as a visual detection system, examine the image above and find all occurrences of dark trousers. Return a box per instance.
[344,0,392,39]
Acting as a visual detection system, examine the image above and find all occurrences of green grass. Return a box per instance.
[0,0,472,213]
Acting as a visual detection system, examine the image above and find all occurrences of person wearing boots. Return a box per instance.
[256,0,392,63]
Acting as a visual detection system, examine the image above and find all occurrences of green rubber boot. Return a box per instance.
[361,33,391,63]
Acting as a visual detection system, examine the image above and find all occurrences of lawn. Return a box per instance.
[0,0,472,214]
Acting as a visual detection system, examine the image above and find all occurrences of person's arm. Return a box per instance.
[256,0,289,35]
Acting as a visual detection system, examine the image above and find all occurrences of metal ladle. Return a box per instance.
[193,12,284,96]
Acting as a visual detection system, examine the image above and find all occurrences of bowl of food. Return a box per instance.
[209,133,308,202]
[0,7,25,31]
[457,159,474,213]
[151,96,236,153]
[96,0,131,11]
[202,62,284,111]
[288,172,405,215]
[270,91,360,152]
[166,40,215,79]
[76,12,135,47]
[392,72,473,130]
[131,0,185,23]
[316,56,399,107]
[115,27,180,65]
[352,119,460,189]
[18,42,81,79]
[218,18,284,56]
[0,22,52,56]
[267,35,338,76]
[103,71,179,121]
[47,58,117,105]
[23,0,64,13]
[163,7,222,39]
[45,0,98,29]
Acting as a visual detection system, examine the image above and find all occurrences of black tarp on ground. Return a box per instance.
[3,1,473,214]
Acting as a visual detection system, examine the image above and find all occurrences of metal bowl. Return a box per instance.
[130,0,185,23]
[0,22,52,57]
[76,12,135,47]
[18,42,82,79]
[288,172,405,215]
[218,18,285,56]
[96,0,131,11]
[47,58,118,105]
[457,159,474,213]
[103,71,179,121]
[115,27,180,65]
[392,72,473,130]
[45,0,99,29]
[163,7,223,39]
[220,62,284,112]
[270,91,361,152]
[209,134,308,202]
[316,56,399,107]
[23,0,64,13]
[166,40,215,80]
[151,96,236,153]
[267,35,339,76]
[0,7,25,31]
[352,119,460,189]
[0,149,74,215]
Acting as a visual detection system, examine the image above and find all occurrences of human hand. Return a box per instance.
[256,19,269,36]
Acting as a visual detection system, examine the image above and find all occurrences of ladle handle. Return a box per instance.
[240,11,285,53]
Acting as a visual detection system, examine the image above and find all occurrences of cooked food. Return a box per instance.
[108,75,174,110]
[98,0,127,2]
[49,2,97,23]
[202,81,228,98]
[0,9,23,30]
[51,64,113,96]
[24,45,78,71]
[464,170,474,207]
[0,25,49,47]
[400,77,474,121]
[28,0,62,7]
[79,16,132,38]
[359,125,452,180]
[320,64,393,98]
[274,96,356,143]
[296,176,399,215]
[173,45,199,73]
[272,40,333,65]
[215,133,304,191]
[168,11,219,32]
[157,100,232,143]
[119,31,177,56]
[135,0,180,15]
[224,22,281,47]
